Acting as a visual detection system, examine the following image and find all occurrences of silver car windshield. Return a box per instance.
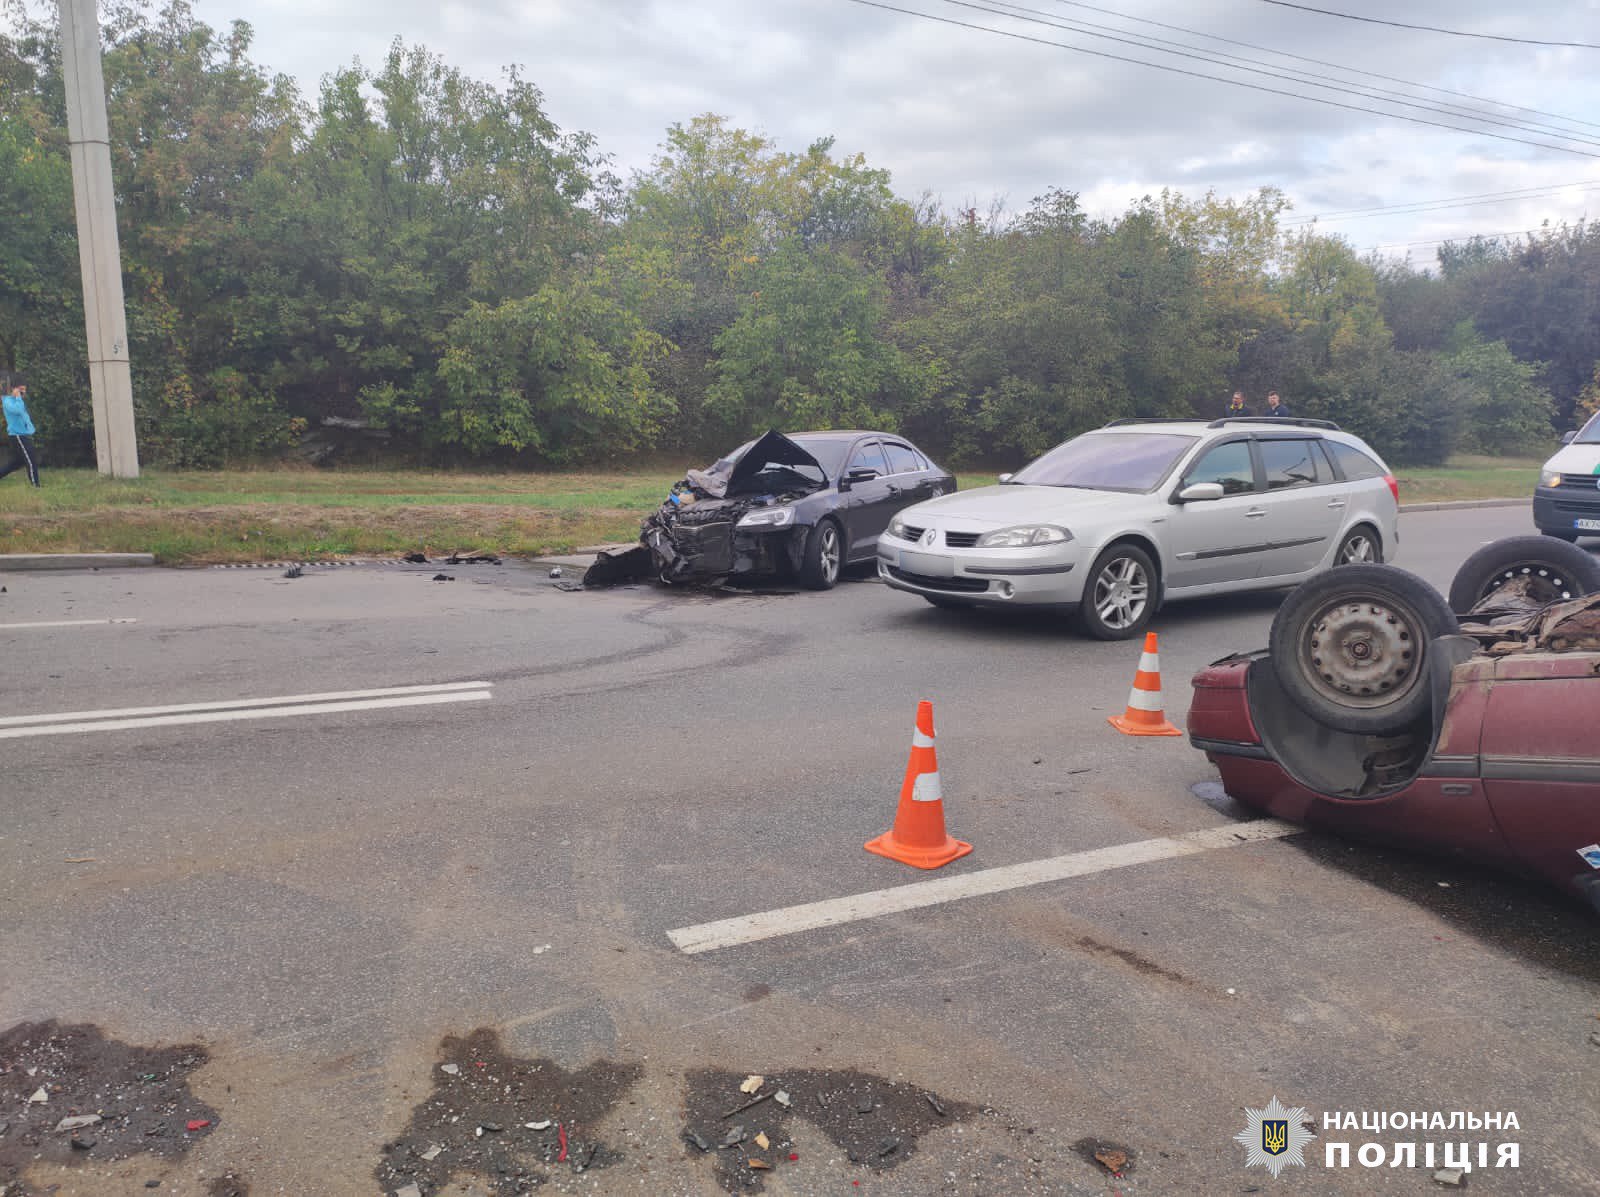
[1010,432,1199,492]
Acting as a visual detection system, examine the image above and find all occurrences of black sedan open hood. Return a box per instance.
[722,430,827,497]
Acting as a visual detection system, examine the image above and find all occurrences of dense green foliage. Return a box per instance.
[1,2,1592,468]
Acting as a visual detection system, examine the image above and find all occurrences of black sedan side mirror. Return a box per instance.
[839,467,879,492]
[1561,430,1577,445]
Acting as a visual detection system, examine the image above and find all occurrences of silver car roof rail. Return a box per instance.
[1206,416,1342,430]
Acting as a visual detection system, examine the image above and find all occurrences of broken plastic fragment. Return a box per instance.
[525,1120,552,1130]
[754,1132,770,1150]
[27,1087,48,1105]
[439,1063,460,1075]
[55,1115,102,1132]
[749,1158,771,1170]
[419,1145,443,1162]
[718,1125,747,1149]
[739,1075,764,1094]
[531,944,552,955]
[774,1090,791,1108]
[186,1120,211,1132]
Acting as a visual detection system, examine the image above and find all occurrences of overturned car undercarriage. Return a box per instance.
[583,431,828,588]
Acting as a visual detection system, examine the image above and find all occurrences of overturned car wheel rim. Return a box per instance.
[1480,563,1581,606]
[1298,594,1424,711]
[1093,556,1150,631]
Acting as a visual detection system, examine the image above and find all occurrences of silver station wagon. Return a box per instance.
[878,418,1400,639]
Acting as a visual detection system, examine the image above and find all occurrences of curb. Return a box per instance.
[1398,498,1529,513]
[0,552,155,572]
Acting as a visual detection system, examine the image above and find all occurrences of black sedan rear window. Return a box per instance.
[1011,432,1198,492]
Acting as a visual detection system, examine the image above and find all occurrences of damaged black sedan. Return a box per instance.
[589,430,955,590]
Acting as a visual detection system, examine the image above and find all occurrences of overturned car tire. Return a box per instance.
[1446,535,1600,615]
[1269,564,1459,736]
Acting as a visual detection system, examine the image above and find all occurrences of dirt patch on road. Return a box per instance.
[683,1067,980,1193]
[0,1020,218,1194]
[375,1028,643,1195]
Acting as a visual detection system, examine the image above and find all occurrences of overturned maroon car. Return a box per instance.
[1188,536,1600,912]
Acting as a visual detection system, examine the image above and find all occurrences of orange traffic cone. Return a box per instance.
[1108,631,1182,737]
[865,701,973,870]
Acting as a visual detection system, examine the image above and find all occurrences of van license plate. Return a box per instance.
[1577,518,1600,531]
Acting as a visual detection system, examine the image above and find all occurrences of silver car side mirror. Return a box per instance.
[1177,482,1225,502]
[997,473,1014,484]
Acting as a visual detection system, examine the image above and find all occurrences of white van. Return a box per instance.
[1534,410,1600,542]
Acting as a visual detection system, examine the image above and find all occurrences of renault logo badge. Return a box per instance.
[923,528,938,547]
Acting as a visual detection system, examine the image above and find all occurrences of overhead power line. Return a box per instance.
[1040,0,1600,134]
[837,0,1600,159]
[1371,228,1555,251]
[980,0,1600,148]
[1287,181,1600,224]
[1252,0,1600,50]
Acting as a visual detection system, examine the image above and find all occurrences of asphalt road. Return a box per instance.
[2,505,1597,1196]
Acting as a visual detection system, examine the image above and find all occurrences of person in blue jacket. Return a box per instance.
[0,372,41,486]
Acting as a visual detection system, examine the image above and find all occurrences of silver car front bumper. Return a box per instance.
[876,537,1085,606]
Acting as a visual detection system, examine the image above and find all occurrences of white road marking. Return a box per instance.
[0,683,492,740]
[667,820,1301,955]
[0,618,139,630]
[0,681,492,728]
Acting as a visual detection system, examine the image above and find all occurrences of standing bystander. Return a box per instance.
[1263,390,1291,418]
[1225,390,1250,417]
[0,373,41,486]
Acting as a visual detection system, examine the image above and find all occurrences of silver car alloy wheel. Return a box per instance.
[1093,555,1150,630]
[1338,531,1377,564]
[820,524,841,583]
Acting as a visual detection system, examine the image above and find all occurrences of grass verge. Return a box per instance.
[0,457,1540,565]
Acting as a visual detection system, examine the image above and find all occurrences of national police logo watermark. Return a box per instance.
[1235,1096,1315,1178]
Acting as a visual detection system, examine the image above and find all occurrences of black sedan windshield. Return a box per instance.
[1575,411,1600,445]
[1011,432,1198,492]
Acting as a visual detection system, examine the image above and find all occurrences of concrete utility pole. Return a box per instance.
[58,0,139,477]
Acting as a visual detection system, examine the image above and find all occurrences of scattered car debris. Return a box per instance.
[1433,1166,1467,1186]
[394,1184,422,1197]
[548,566,562,579]
[0,1020,218,1188]
[402,552,428,564]
[739,1075,765,1094]
[684,1130,713,1153]
[431,573,454,582]
[444,552,502,565]
[685,1067,979,1194]
[1094,1147,1129,1175]
[749,1158,771,1170]
[375,1028,641,1196]
[282,565,303,578]
[774,1090,791,1109]
[186,1119,212,1132]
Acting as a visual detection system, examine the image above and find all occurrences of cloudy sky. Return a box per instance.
[210,0,1600,260]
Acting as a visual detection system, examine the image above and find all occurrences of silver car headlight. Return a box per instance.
[977,525,1073,548]
[1541,470,1563,488]
[889,516,907,538]
[736,506,795,529]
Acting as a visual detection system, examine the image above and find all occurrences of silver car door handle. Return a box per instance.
[1327,499,1347,508]
[1245,508,1268,518]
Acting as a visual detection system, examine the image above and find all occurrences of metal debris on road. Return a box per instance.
[1094,1148,1128,1175]
[722,1091,773,1118]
